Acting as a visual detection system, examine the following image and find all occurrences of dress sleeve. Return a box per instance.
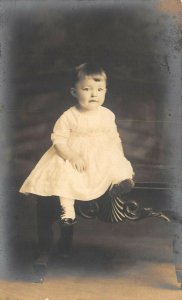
[108,111,123,146]
[51,113,71,145]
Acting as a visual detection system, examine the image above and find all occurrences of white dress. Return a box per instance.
[19,105,133,200]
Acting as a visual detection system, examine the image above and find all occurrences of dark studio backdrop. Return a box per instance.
[1,0,181,271]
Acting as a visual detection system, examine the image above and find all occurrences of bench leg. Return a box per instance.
[33,197,60,282]
[57,225,74,257]
[173,224,182,288]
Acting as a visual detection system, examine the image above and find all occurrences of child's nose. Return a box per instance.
[91,89,97,97]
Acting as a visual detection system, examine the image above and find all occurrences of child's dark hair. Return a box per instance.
[71,63,107,86]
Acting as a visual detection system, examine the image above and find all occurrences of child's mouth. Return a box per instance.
[89,100,97,102]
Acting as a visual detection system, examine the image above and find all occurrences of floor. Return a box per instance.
[0,216,181,300]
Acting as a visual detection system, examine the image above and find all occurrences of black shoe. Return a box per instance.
[60,218,77,226]
[109,179,135,198]
[119,179,135,193]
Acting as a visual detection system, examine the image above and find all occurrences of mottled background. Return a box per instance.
[1,0,181,276]
[12,5,173,184]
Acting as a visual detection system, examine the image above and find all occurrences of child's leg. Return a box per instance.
[59,197,76,220]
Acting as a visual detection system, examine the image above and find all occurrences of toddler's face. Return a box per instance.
[72,75,107,111]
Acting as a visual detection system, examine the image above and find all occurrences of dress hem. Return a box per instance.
[19,186,111,201]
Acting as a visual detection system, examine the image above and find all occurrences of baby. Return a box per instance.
[20,63,134,226]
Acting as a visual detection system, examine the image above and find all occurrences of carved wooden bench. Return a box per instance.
[33,181,182,287]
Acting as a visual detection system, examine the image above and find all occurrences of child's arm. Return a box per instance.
[117,142,125,155]
[51,112,86,172]
[108,110,135,178]
[54,143,86,173]
[108,111,125,154]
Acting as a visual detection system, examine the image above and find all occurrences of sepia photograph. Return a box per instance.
[0,0,181,299]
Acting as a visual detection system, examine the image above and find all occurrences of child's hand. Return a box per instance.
[69,155,86,172]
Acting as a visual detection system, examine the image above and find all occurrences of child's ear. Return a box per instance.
[70,88,77,98]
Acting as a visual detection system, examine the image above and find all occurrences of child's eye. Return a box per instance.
[98,88,103,91]
[82,87,90,91]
